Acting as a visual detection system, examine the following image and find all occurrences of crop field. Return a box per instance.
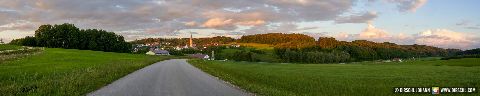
[0,48,173,95]
[189,58,480,96]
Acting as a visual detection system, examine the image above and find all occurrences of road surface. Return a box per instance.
[88,59,250,96]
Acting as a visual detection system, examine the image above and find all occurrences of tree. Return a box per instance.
[15,23,132,53]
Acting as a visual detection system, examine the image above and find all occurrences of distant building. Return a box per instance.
[154,50,170,55]
[190,53,210,59]
[231,44,241,48]
[392,58,403,62]
[146,51,155,55]
[146,49,170,55]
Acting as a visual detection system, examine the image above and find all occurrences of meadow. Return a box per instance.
[0,48,173,95]
[189,58,480,96]
[0,44,22,51]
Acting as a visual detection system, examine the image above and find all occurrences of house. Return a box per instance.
[392,58,403,62]
[190,53,210,59]
[153,50,170,55]
[231,44,241,48]
[146,51,155,55]
[146,49,170,55]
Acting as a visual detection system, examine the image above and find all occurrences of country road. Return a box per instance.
[88,59,250,96]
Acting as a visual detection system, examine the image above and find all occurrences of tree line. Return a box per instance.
[10,23,131,53]
[441,48,480,60]
[275,37,459,63]
[238,33,315,45]
[131,36,235,47]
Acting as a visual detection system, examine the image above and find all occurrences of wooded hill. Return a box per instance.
[134,33,467,63]
[236,33,461,63]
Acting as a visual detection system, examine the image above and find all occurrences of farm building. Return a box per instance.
[146,49,170,55]
[190,53,210,60]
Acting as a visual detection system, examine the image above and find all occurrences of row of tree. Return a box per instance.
[131,36,235,47]
[441,48,480,60]
[276,38,459,63]
[10,23,131,53]
[238,33,315,45]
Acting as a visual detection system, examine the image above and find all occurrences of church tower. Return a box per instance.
[189,33,193,47]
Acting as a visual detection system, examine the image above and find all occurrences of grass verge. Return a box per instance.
[0,48,174,95]
[189,59,480,96]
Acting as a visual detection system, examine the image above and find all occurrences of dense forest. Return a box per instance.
[10,23,131,53]
[238,33,315,45]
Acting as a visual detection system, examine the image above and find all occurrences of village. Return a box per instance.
[134,34,240,60]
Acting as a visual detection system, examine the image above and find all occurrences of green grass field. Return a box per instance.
[0,48,173,95]
[189,58,480,96]
[0,44,22,51]
[235,43,274,50]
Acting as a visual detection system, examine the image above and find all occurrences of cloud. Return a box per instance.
[358,23,390,39]
[302,32,328,40]
[332,25,479,49]
[0,0,357,38]
[387,0,428,12]
[184,21,197,26]
[335,11,378,24]
[454,20,480,30]
[456,20,470,26]
[242,23,316,35]
[415,29,478,49]
[0,30,34,43]
[466,26,480,30]
[236,20,266,26]
[201,18,235,30]
[0,20,38,32]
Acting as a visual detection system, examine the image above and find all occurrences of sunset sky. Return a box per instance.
[0,0,479,49]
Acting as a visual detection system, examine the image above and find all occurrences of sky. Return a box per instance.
[0,0,479,49]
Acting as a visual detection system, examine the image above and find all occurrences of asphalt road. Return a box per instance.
[88,59,250,96]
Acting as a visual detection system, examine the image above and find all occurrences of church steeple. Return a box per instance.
[189,33,193,47]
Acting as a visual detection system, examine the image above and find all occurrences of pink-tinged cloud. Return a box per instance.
[358,23,390,39]
[201,18,235,30]
[415,29,477,49]
[184,21,197,26]
[333,24,479,50]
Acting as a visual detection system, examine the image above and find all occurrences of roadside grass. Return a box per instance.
[0,48,174,95]
[189,59,480,96]
[0,44,22,51]
[235,43,274,50]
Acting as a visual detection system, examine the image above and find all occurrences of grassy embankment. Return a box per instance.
[0,46,174,95]
[0,44,22,51]
[189,58,480,96]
